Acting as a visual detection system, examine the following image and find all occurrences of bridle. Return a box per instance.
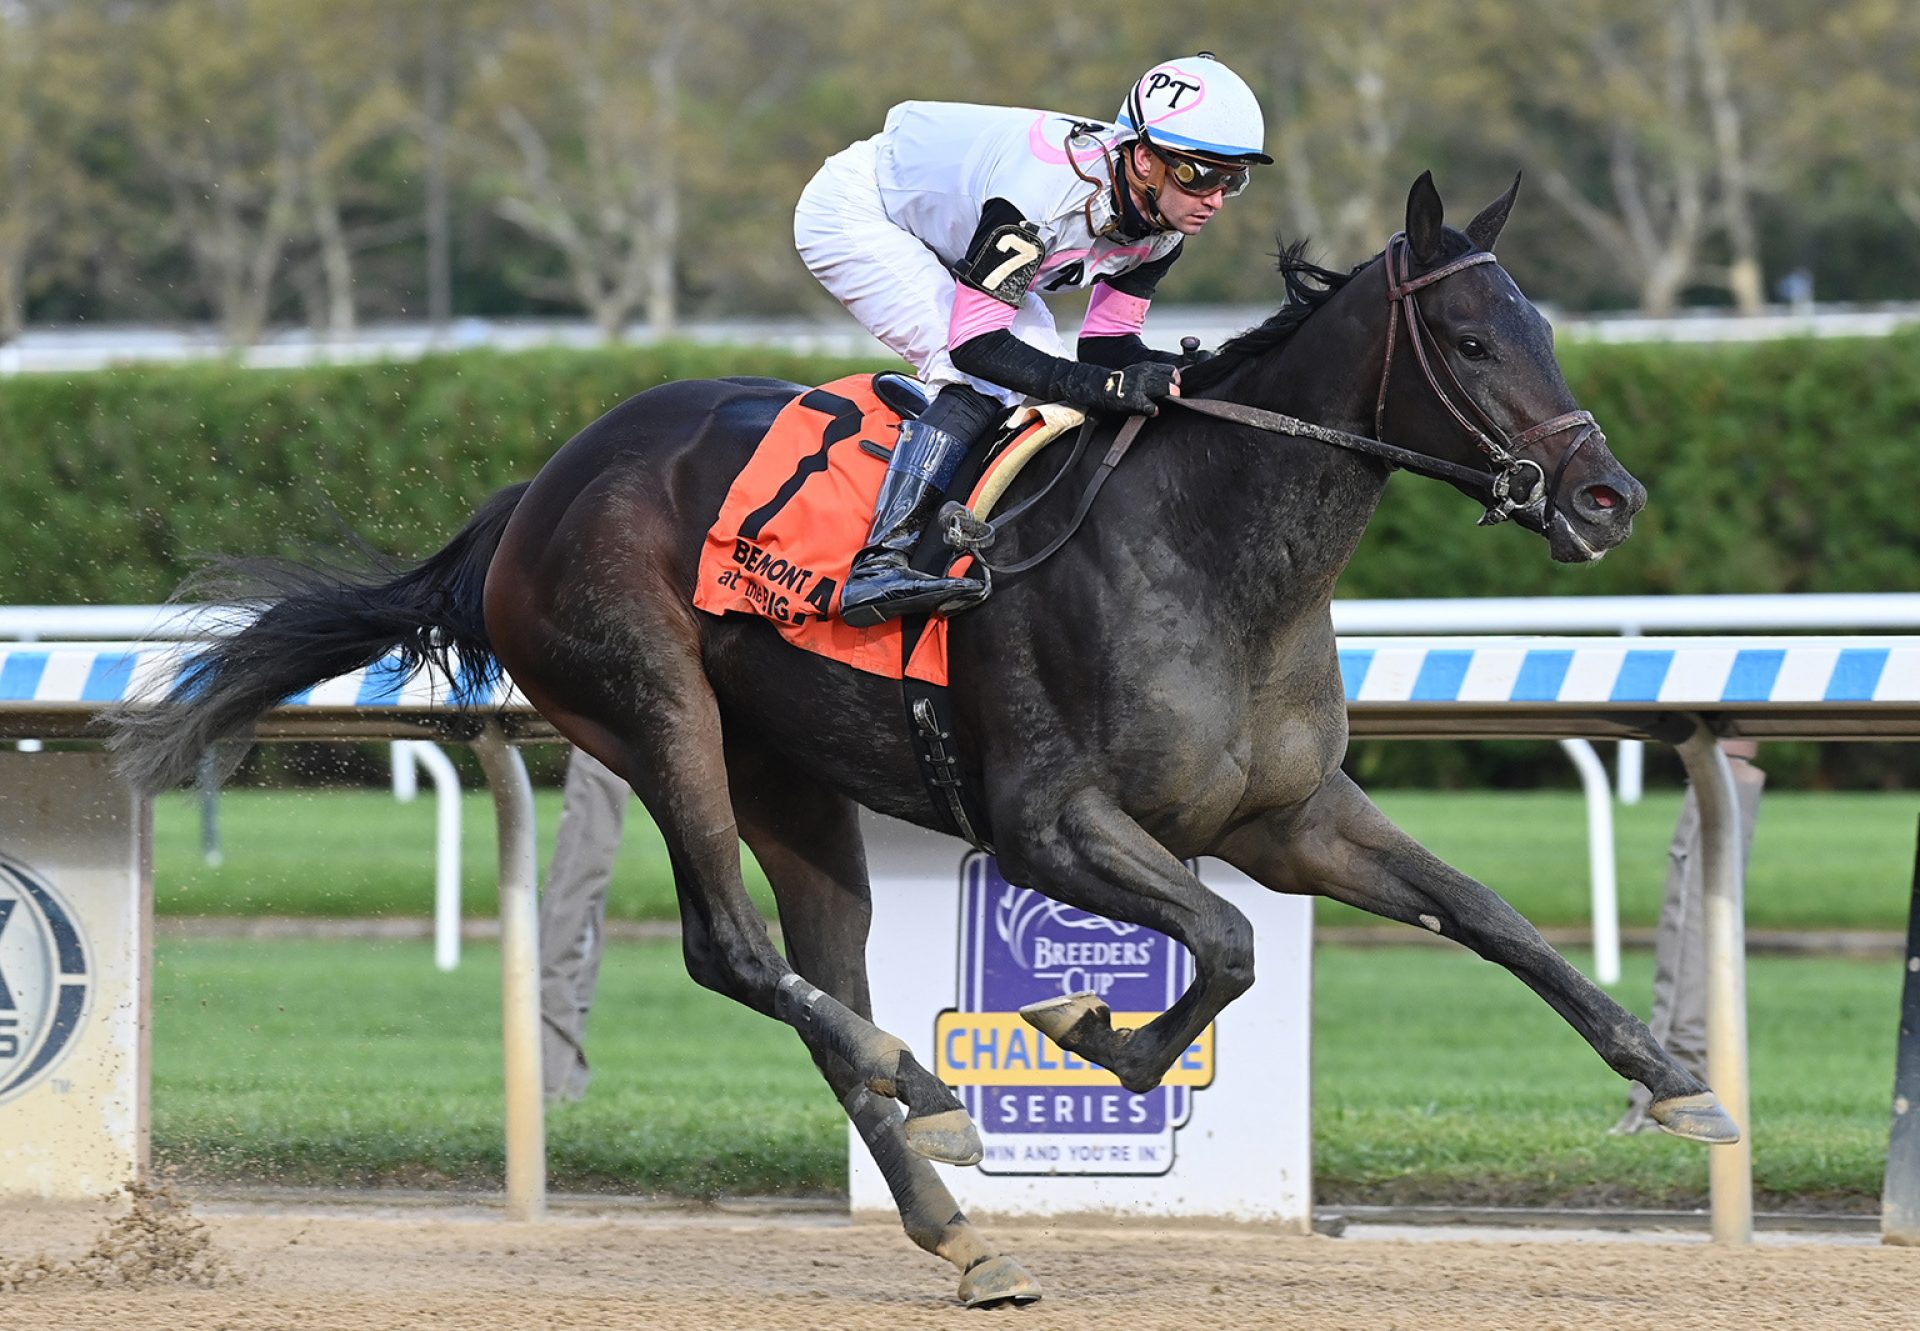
[952,231,1605,574]
[1376,231,1598,529]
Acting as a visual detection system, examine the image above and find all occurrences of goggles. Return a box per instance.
[1151,145,1252,199]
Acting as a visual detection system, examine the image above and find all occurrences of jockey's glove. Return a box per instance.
[950,329,1179,417]
[1079,361,1179,416]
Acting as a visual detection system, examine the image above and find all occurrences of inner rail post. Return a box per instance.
[1675,718,1752,1243]
[471,720,546,1222]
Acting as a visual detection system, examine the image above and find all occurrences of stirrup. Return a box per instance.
[939,502,995,556]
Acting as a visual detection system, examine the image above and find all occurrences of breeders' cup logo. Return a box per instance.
[934,855,1214,1176]
[0,852,91,1105]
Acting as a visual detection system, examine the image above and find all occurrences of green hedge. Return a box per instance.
[1349,330,1920,599]
[5,333,1917,786]
[0,345,884,603]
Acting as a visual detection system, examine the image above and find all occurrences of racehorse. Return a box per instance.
[112,174,1734,1307]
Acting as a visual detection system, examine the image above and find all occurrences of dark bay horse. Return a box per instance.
[113,174,1732,1307]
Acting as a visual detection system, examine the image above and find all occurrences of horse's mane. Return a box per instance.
[1177,240,1367,394]
[1178,230,1474,395]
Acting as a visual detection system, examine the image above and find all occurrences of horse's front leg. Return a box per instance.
[993,788,1255,1094]
[1214,771,1738,1144]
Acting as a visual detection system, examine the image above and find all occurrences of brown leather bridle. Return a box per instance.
[1377,231,1600,528]
[951,232,1610,575]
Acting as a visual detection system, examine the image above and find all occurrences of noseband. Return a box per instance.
[1378,232,1598,528]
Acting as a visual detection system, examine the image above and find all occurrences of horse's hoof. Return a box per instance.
[959,1254,1043,1308]
[904,1107,983,1166]
[1020,992,1110,1045]
[1650,1092,1741,1144]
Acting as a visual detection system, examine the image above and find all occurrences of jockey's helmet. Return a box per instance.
[1117,53,1273,176]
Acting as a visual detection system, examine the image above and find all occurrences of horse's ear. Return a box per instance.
[1405,171,1444,265]
[1465,173,1522,252]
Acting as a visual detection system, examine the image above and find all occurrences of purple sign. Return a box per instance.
[933,854,1213,1176]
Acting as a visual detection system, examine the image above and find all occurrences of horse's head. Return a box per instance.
[1373,172,1647,563]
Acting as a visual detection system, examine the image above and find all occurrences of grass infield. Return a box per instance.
[152,937,1903,1210]
[155,786,1920,932]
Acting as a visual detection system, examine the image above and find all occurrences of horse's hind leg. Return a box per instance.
[1214,771,1739,1144]
[501,618,979,1164]
[726,738,1040,1307]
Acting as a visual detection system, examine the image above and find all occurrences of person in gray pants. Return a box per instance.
[1612,739,1765,1135]
[540,747,629,1102]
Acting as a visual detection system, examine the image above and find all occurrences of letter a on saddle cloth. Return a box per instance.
[692,373,1072,685]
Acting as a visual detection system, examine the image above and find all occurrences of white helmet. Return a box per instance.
[1117,52,1272,166]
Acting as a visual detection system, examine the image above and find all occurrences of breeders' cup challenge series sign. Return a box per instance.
[0,753,151,1201]
[0,854,91,1105]
[855,813,1312,1223]
[936,856,1212,1175]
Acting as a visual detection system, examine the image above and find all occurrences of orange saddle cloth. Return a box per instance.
[694,374,951,685]
[693,373,1058,687]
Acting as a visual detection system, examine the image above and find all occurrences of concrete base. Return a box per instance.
[0,752,151,1199]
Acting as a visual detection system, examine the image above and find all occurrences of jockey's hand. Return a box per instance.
[1092,361,1181,416]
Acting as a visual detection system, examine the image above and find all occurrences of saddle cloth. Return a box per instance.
[691,373,1082,686]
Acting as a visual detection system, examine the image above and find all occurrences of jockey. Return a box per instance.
[794,53,1270,627]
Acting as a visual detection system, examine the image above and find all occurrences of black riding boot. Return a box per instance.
[839,387,1000,628]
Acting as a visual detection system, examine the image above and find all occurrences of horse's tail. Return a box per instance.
[109,482,530,795]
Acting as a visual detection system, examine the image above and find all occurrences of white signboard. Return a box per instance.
[0,753,151,1199]
[853,813,1312,1225]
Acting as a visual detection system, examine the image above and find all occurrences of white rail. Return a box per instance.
[14,595,1920,988]
[0,605,471,965]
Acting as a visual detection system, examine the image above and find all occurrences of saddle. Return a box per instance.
[692,372,1085,687]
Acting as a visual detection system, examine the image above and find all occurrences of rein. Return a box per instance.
[956,232,1600,575]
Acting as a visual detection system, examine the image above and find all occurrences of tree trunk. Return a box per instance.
[644,33,679,336]
[197,144,301,347]
[1641,250,1692,319]
[1899,185,1920,235]
[0,156,25,345]
[0,246,22,345]
[1688,0,1765,314]
[422,0,453,326]
[308,165,357,336]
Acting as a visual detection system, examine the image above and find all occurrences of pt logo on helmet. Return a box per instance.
[0,852,91,1104]
[933,856,1214,1176]
[1143,71,1202,110]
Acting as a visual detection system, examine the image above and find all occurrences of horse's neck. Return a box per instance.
[1234,265,1390,444]
[1184,279,1394,605]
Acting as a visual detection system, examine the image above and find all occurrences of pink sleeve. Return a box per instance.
[1080,283,1152,339]
[949,282,1021,346]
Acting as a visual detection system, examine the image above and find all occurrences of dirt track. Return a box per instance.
[5,1197,1920,1330]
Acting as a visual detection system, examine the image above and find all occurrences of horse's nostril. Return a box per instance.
[1587,486,1620,511]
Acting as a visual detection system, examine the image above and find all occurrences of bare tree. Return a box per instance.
[281,1,411,336]
[466,0,695,340]
[0,10,35,344]
[420,0,456,326]
[1792,1,1920,241]
[1686,0,1766,313]
[0,3,86,343]
[1266,18,1411,265]
[1459,4,1714,315]
[116,0,304,344]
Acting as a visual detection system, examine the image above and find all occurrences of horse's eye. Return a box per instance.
[1458,336,1489,360]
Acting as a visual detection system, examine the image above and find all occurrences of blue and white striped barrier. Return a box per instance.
[5,637,1918,714]
[1337,637,1920,706]
[0,644,525,711]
